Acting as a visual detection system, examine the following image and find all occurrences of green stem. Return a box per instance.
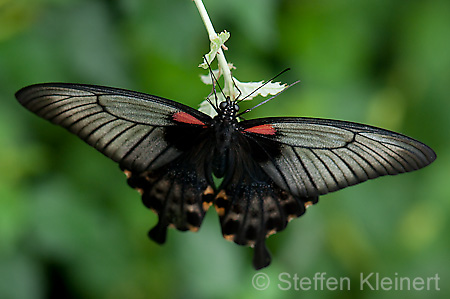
[193,0,235,100]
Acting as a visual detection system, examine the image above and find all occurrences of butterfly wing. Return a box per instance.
[240,117,436,198]
[15,83,213,172]
[16,83,216,241]
[216,116,435,269]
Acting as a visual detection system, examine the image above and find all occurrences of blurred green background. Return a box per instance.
[1,0,449,298]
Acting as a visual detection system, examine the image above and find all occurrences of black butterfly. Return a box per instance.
[15,83,436,269]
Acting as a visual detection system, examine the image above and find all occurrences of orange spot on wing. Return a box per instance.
[304,201,314,209]
[243,124,276,135]
[202,201,212,211]
[173,112,205,126]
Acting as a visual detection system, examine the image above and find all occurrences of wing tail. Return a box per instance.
[215,157,318,269]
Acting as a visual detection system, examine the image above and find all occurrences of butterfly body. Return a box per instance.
[210,102,240,178]
[15,83,436,269]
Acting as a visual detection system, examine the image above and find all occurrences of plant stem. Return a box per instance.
[193,0,236,100]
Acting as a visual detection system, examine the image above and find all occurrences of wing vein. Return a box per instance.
[84,117,118,141]
[310,149,339,190]
[344,146,373,178]
[292,148,318,195]
[354,140,392,174]
[121,127,157,167]
[102,123,138,153]
[331,149,359,183]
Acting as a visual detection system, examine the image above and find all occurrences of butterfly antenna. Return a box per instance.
[205,86,217,110]
[205,70,220,108]
[203,55,228,106]
[236,80,300,117]
[232,76,243,101]
[236,68,291,104]
[201,57,220,113]
[212,80,219,107]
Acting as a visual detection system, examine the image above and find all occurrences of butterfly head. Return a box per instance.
[218,97,239,119]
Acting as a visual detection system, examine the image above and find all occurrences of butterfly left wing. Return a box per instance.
[16,83,216,242]
[215,116,435,269]
[240,117,436,198]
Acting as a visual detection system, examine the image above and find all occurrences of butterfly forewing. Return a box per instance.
[16,83,213,173]
[239,117,436,198]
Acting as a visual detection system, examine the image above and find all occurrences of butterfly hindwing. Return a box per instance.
[123,150,216,244]
[215,177,318,269]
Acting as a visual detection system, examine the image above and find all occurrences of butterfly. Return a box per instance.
[15,83,436,269]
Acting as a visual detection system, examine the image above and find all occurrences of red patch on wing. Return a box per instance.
[172,112,206,126]
[243,124,277,135]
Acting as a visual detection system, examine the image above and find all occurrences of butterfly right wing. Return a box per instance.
[15,83,213,172]
[16,83,216,241]
[123,138,216,244]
